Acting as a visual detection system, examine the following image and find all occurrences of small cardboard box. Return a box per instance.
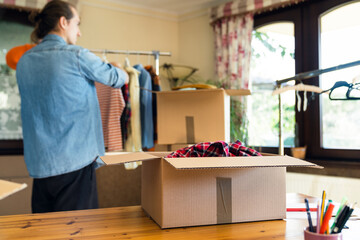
[0,179,27,201]
[156,89,250,144]
[101,152,320,229]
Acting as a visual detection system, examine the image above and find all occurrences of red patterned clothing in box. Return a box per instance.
[166,140,261,158]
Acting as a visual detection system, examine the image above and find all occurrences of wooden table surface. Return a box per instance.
[0,193,359,239]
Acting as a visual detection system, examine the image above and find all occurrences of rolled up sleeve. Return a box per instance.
[78,49,127,88]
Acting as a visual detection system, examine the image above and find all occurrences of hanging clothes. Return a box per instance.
[124,59,142,152]
[145,65,161,142]
[95,82,125,151]
[120,82,130,147]
[134,64,154,150]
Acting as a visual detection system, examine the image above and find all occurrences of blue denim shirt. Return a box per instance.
[16,34,127,178]
[133,64,154,149]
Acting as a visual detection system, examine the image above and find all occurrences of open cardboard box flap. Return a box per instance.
[0,179,27,201]
[155,88,251,96]
[100,152,322,169]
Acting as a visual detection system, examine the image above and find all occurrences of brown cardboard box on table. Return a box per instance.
[101,152,321,229]
[156,88,251,144]
[0,179,27,201]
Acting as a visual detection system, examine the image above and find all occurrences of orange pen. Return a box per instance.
[320,203,335,234]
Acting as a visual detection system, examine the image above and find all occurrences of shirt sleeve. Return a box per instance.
[78,49,127,88]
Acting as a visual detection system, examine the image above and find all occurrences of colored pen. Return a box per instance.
[332,205,350,234]
[320,190,326,227]
[323,200,332,234]
[316,200,321,233]
[337,207,354,233]
[305,198,314,232]
[330,197,347,231]
[319,203,334,234]
[341,202,356,231]
[324,199,332,214]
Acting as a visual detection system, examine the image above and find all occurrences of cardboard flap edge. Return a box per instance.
[224,89,251,96]
[0,180,27,200]
[163,155,321,169]
[101,152,172,165]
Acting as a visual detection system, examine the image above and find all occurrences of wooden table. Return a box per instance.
[0,193,359,239]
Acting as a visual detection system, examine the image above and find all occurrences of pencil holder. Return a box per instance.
[304,227,342,240]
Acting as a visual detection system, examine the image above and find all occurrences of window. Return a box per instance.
[320,2,360,149]
[0,7,32,154]
[250,0,360,160]
[249,22,295,148]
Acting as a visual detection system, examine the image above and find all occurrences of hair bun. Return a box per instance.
[29,10,42,24]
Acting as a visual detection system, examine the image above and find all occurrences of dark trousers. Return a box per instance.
[32,161,99,213]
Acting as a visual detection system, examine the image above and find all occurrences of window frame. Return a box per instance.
[253,0,360,161]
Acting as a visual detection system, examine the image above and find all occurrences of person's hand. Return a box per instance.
[110,62,129,85]
[110,61,122,68]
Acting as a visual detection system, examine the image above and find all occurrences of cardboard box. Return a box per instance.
[156,89,250,144]
[101,152,320,228]
[0,179,27,201]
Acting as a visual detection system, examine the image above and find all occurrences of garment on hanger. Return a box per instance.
[272,83,323,96]
[120,82,130,146]
[145,65,161,142]
[134,64,154,150]
[95,82,125,151]
[124,59,142,152]
[273,83,324,112]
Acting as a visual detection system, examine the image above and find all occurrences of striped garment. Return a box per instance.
[95,82,125,151]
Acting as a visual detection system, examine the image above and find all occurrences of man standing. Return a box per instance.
[16,0,128,213]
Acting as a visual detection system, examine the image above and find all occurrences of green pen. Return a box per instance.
[330,197,348,231]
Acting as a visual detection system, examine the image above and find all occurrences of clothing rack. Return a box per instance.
[275,59,360,155]
[89,49,172,75]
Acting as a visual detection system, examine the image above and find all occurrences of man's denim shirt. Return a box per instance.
[16,34,127,178]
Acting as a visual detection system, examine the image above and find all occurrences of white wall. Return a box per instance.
[286,172,360,203]
[77,0,216,85]
[178,9,215,82]
[78,0,179,72]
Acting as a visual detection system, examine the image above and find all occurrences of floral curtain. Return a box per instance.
[211,0,307,88]
[214,13,253,89]
[210,0,307,24]
[211,0,306,143]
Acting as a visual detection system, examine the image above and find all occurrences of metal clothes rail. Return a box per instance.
[275,59,360,155]
[89,49,172,75]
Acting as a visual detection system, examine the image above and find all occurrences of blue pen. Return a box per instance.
[305,198,314,232]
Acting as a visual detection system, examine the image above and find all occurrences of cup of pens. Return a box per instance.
[304,227,342,240]
[304,192,354,240]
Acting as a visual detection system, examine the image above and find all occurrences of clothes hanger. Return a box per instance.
[272,83,324,96]
[102,50,109,63]
[124,51,130,68]
[273,82,325,112]
[351,74,360,84]
[321,80,360,100]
